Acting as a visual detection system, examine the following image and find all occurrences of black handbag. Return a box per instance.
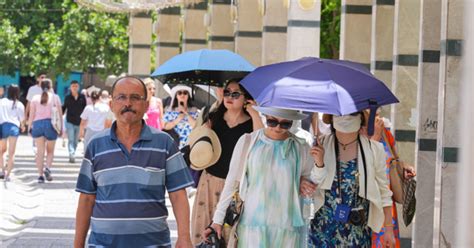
[224,191,244,226]
[195,226,226,248]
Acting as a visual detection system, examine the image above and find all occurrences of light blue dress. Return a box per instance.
[237,131,306,247]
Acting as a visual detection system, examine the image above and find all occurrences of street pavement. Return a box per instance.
[0,135,192,247]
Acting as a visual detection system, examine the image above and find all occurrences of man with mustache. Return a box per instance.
[74,76,194,248]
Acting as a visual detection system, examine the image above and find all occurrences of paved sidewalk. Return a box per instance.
[0,135,190,247]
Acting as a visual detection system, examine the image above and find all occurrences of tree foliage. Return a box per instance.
[320,0,341,59]
[0,0,129,77]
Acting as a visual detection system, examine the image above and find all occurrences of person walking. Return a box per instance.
[203,107,326,247]
[0,85,25,181]
[28,79,63,183]
[144,78,164,130]
[163,85,198,149]
[79,91,111,148]
[74,76,194,248]
[25,72,47,154]
[301,112,396,248]
[359,110,416,248]
[62,80,87,163]
[190,80,263,245]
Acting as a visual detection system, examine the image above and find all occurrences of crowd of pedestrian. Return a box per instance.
[0,71,416,248]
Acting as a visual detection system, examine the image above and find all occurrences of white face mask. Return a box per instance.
[333,114,361,133]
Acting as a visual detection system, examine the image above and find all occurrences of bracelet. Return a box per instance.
[314,162,325,168]
[384,224,394,228]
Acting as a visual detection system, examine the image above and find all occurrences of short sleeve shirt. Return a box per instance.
[163,110,198,149]
[75,123,194,247]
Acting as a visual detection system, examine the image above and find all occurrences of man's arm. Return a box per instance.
[168,189,192,248]
[74,193,96,248]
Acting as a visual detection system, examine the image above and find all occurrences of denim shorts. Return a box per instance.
[2,122,20,139]
[31,119,58,141]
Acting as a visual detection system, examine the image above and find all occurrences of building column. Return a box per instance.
[128,13,152,77]
[207,0,234,51]
[340,0,372,67]
[182,1,208,52]
[412,1,442,247]
[390,0,421,165]
[261,0,287,65]
[457,0,474,246]
[370,0,395,118]
[155,7,181,67]
[286,0,321,60]
[234,0,262,66]
[433,0,463,247]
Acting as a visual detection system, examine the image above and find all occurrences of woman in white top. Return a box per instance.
[0,85,25,181]
[79,90,112,149]
[28,79,63,183]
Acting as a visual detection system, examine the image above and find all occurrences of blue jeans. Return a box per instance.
[65,122,80,156]
[31,119,58,141]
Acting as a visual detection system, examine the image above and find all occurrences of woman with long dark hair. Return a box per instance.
[190,80,263,245]
[163,85,198,149]
[0,85,25,181]
[28,79,63,183]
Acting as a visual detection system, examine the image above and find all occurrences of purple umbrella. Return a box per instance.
[240,57,399,134]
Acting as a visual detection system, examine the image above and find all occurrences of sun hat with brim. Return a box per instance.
[168,84,193,111]
[188,126,221,170]
[254,106,308,120]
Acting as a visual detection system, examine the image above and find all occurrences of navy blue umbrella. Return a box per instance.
[151,49,255,86]
[240,57,399,135]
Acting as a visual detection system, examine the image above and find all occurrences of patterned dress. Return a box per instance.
[163,110,198,149]
[371,128,401,247]
[308,159,372,248]
[237,131,306,247]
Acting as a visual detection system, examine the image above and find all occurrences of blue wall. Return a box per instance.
[0,71,20,86]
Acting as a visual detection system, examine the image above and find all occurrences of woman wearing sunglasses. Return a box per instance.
[203,106,327,247]
[301,112,396,248]
[191,80,263,245]
[163,85,198,149]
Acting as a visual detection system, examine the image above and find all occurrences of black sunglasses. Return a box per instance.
[223,89,243,99]
[266,118,293,129]
[177,90,188,96]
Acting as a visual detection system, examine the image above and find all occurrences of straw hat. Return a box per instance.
[188,126,221,170]
[254,106,308,120]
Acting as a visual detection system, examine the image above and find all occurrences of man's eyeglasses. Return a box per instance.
[113,94,146,103]
[176,90,188,96]
[266,118,293,129]
[223,89,243,99]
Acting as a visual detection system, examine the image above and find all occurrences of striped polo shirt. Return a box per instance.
[76,122,194,247]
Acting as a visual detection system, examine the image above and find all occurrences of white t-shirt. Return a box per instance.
[26,85,43,102]
[80,102,110,131]
[0,98,25,127]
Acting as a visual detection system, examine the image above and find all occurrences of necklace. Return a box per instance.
[338,138,358,150]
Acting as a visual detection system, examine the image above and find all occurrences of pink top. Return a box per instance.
[30,93,61,121]
[145,97,162,130]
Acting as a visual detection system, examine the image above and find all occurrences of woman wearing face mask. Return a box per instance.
[190,80,263,245]
[202,107,327,247]
[301,112,396,248]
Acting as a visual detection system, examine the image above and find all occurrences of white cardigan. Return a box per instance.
[312,134,392,233]
[212,129,327,225]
